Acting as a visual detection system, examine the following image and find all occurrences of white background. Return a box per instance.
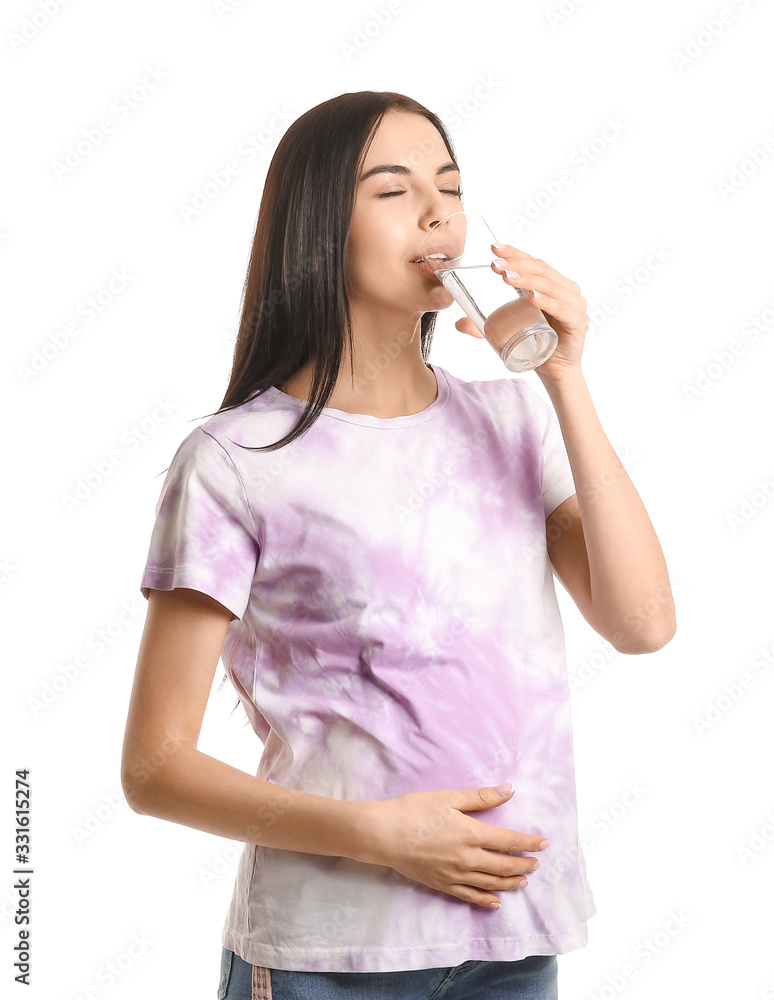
[3,0,774,997]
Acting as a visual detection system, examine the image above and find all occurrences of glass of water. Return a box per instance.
[418,211,558,372]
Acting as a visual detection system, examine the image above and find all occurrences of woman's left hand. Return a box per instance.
[455,243,589,382]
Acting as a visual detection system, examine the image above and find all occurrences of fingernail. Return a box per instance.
[539,840,550,850]
[495,782,514,795]
[492,243,507,249]
[492,257,508,267]
[533,290,543,299]
[505,270,520,280]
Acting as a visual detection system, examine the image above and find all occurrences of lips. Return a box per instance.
[418,241,459,262]
[410,240,459,278]
[411,258,438,278]
[410,241,459,266]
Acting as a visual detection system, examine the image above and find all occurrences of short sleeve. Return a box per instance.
[139,426,260,620]
[516,380,576,518]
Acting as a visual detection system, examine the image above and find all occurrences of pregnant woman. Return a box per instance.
[121,89,676,1000]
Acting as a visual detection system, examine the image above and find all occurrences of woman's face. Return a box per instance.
[346,110,462,319]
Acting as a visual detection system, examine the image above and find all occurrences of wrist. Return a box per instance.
[344,798,389,866]
[536,362,584,385]
[536,364,587,397]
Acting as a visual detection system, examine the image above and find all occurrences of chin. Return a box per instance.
[425,288,455,309]
[412,277,455,309]
[363,276,455,314]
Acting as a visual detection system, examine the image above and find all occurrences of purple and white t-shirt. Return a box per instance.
[139,362,596,973]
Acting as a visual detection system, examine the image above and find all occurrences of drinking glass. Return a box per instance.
[417,211,558,372]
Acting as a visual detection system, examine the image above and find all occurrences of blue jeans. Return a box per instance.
[217,945,558,999]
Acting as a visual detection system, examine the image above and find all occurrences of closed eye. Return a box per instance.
[379,189,462,198]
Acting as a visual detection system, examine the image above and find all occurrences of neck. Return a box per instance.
[281,305,438,417]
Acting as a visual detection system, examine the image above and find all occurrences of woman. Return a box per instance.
[121,90,676,999]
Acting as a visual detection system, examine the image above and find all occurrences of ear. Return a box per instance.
[455,317,486,339]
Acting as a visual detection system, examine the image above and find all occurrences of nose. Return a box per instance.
[419,188,456,233]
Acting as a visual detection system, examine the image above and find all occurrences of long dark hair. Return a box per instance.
[199,90,459,454]
[209,91,460,722]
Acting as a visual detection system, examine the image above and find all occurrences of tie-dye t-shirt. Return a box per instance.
[138,362,596,973]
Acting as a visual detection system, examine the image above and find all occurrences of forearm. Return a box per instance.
[122,745,375,863]
[539,367,675,645]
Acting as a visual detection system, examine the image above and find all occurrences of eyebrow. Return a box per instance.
[359,161,460,183]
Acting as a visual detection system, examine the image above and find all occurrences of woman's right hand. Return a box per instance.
[357,783,550,909]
